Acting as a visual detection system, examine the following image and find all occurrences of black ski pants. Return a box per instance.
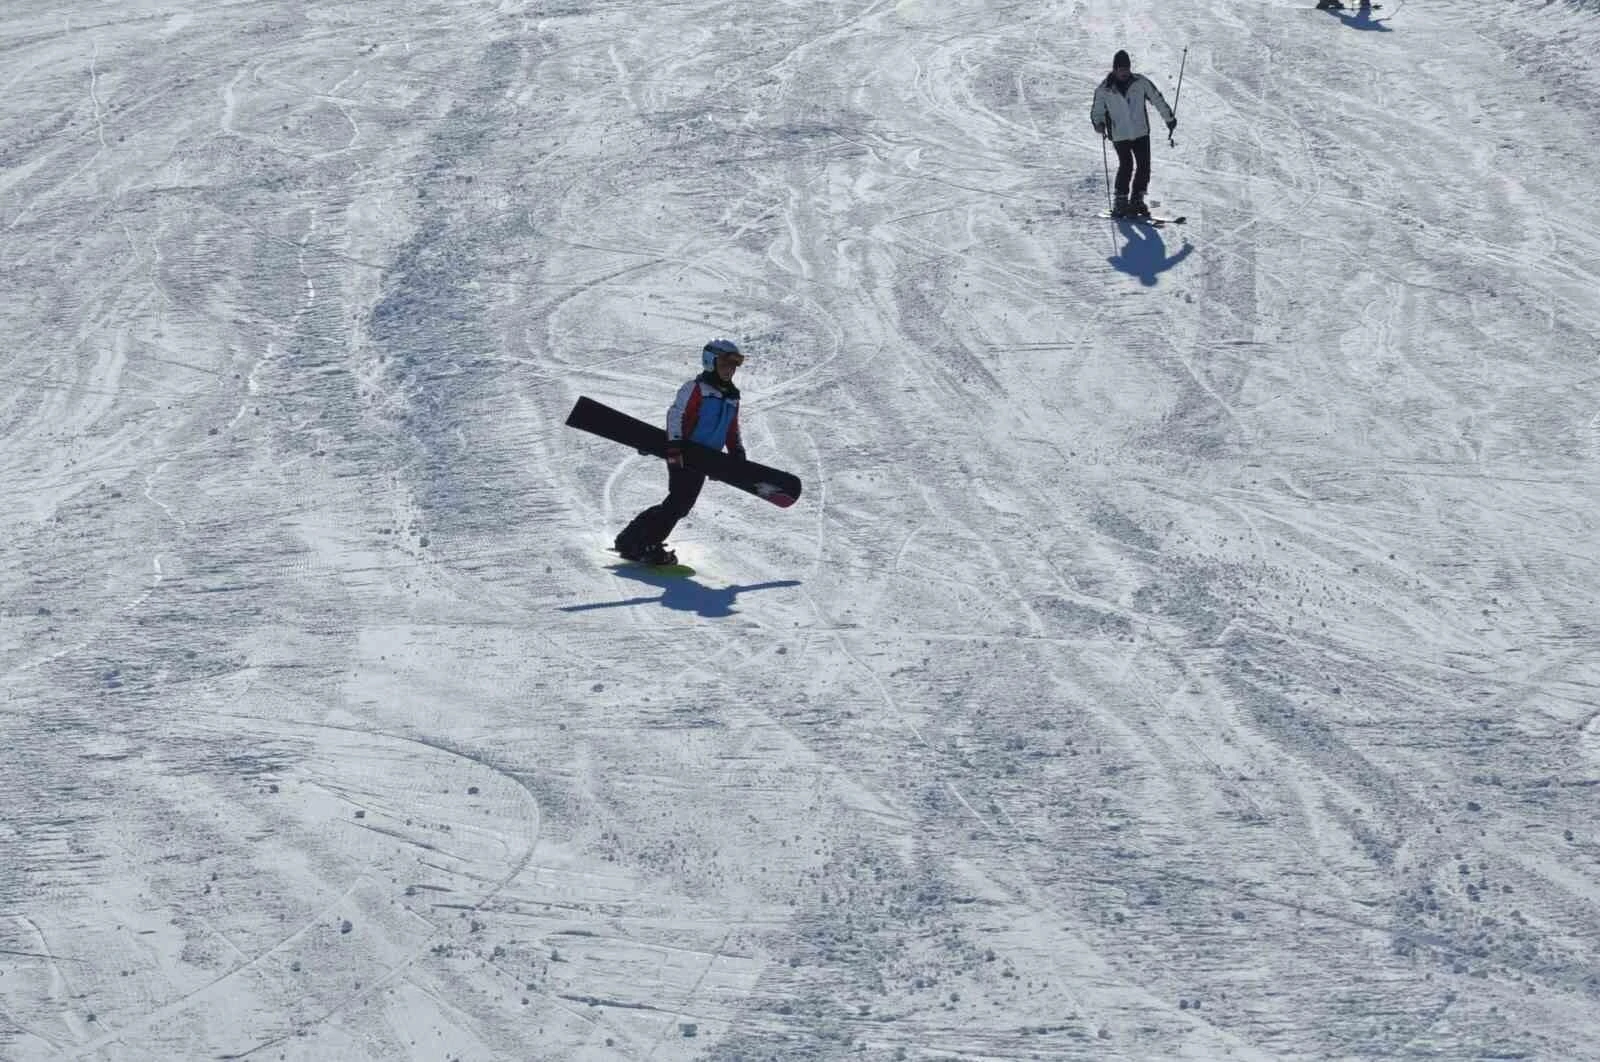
[1112,135,1153,201]
[616,463,705,549]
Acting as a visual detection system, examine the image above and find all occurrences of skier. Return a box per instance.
[613,339,746,565]
[1090,49,1177,219]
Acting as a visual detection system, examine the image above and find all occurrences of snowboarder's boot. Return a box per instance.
[639,543,677,565]
[617,540,677,565]
[1111,194,1131,218]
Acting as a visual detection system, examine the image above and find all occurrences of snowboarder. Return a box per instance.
[1090,49,1177,219]
[613,339,747,566]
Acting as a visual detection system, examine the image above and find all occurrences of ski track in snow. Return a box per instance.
[3,1,1599,1060]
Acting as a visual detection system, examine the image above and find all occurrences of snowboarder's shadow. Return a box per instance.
[561,567,801,618]
[1108,220,1193,286]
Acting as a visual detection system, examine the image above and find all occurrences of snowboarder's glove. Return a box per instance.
[1166,117,1177,133]
[665,441,685,467]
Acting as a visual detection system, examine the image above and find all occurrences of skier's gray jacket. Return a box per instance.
[1090,73,1175,142]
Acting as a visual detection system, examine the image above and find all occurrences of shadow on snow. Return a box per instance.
[1108,220,1193,286]
[560,567,802,618]
[1321,5,1394,31]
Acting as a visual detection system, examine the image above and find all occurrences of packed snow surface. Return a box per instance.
[3,1,1599,1059]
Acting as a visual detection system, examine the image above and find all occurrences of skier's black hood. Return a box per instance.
[1102,70,1138,94]
[699,369,740,398]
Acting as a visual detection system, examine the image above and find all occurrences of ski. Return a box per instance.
[566,396,803,508]
[1097,212,1187,226]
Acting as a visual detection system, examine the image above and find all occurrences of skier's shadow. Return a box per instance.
[1322,5,1392,30]
[1108,220,1193,286]
[560,567,801,619]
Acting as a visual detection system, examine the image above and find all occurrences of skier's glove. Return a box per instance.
[1166,117,1177,133]
[728,445,747,462]
[665,441,685,467]
[1092,122,1106,137]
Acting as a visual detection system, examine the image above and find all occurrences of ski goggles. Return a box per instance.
[703,339,744,368]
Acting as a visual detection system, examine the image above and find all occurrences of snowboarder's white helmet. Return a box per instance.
[702,338,743,371]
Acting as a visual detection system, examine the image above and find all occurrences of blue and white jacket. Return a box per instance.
[667,372,743,454]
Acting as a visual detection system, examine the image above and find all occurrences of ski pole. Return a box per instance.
[1169,46,1188,148]
[1101,131,1113,217]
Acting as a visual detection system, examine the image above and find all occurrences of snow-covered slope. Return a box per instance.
[3,1,1598,1059]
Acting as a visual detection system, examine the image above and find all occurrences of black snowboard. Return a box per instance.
[566,396,802,508]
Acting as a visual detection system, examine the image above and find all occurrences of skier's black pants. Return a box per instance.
[617,464,705,549]
[1112,135,1152,201]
